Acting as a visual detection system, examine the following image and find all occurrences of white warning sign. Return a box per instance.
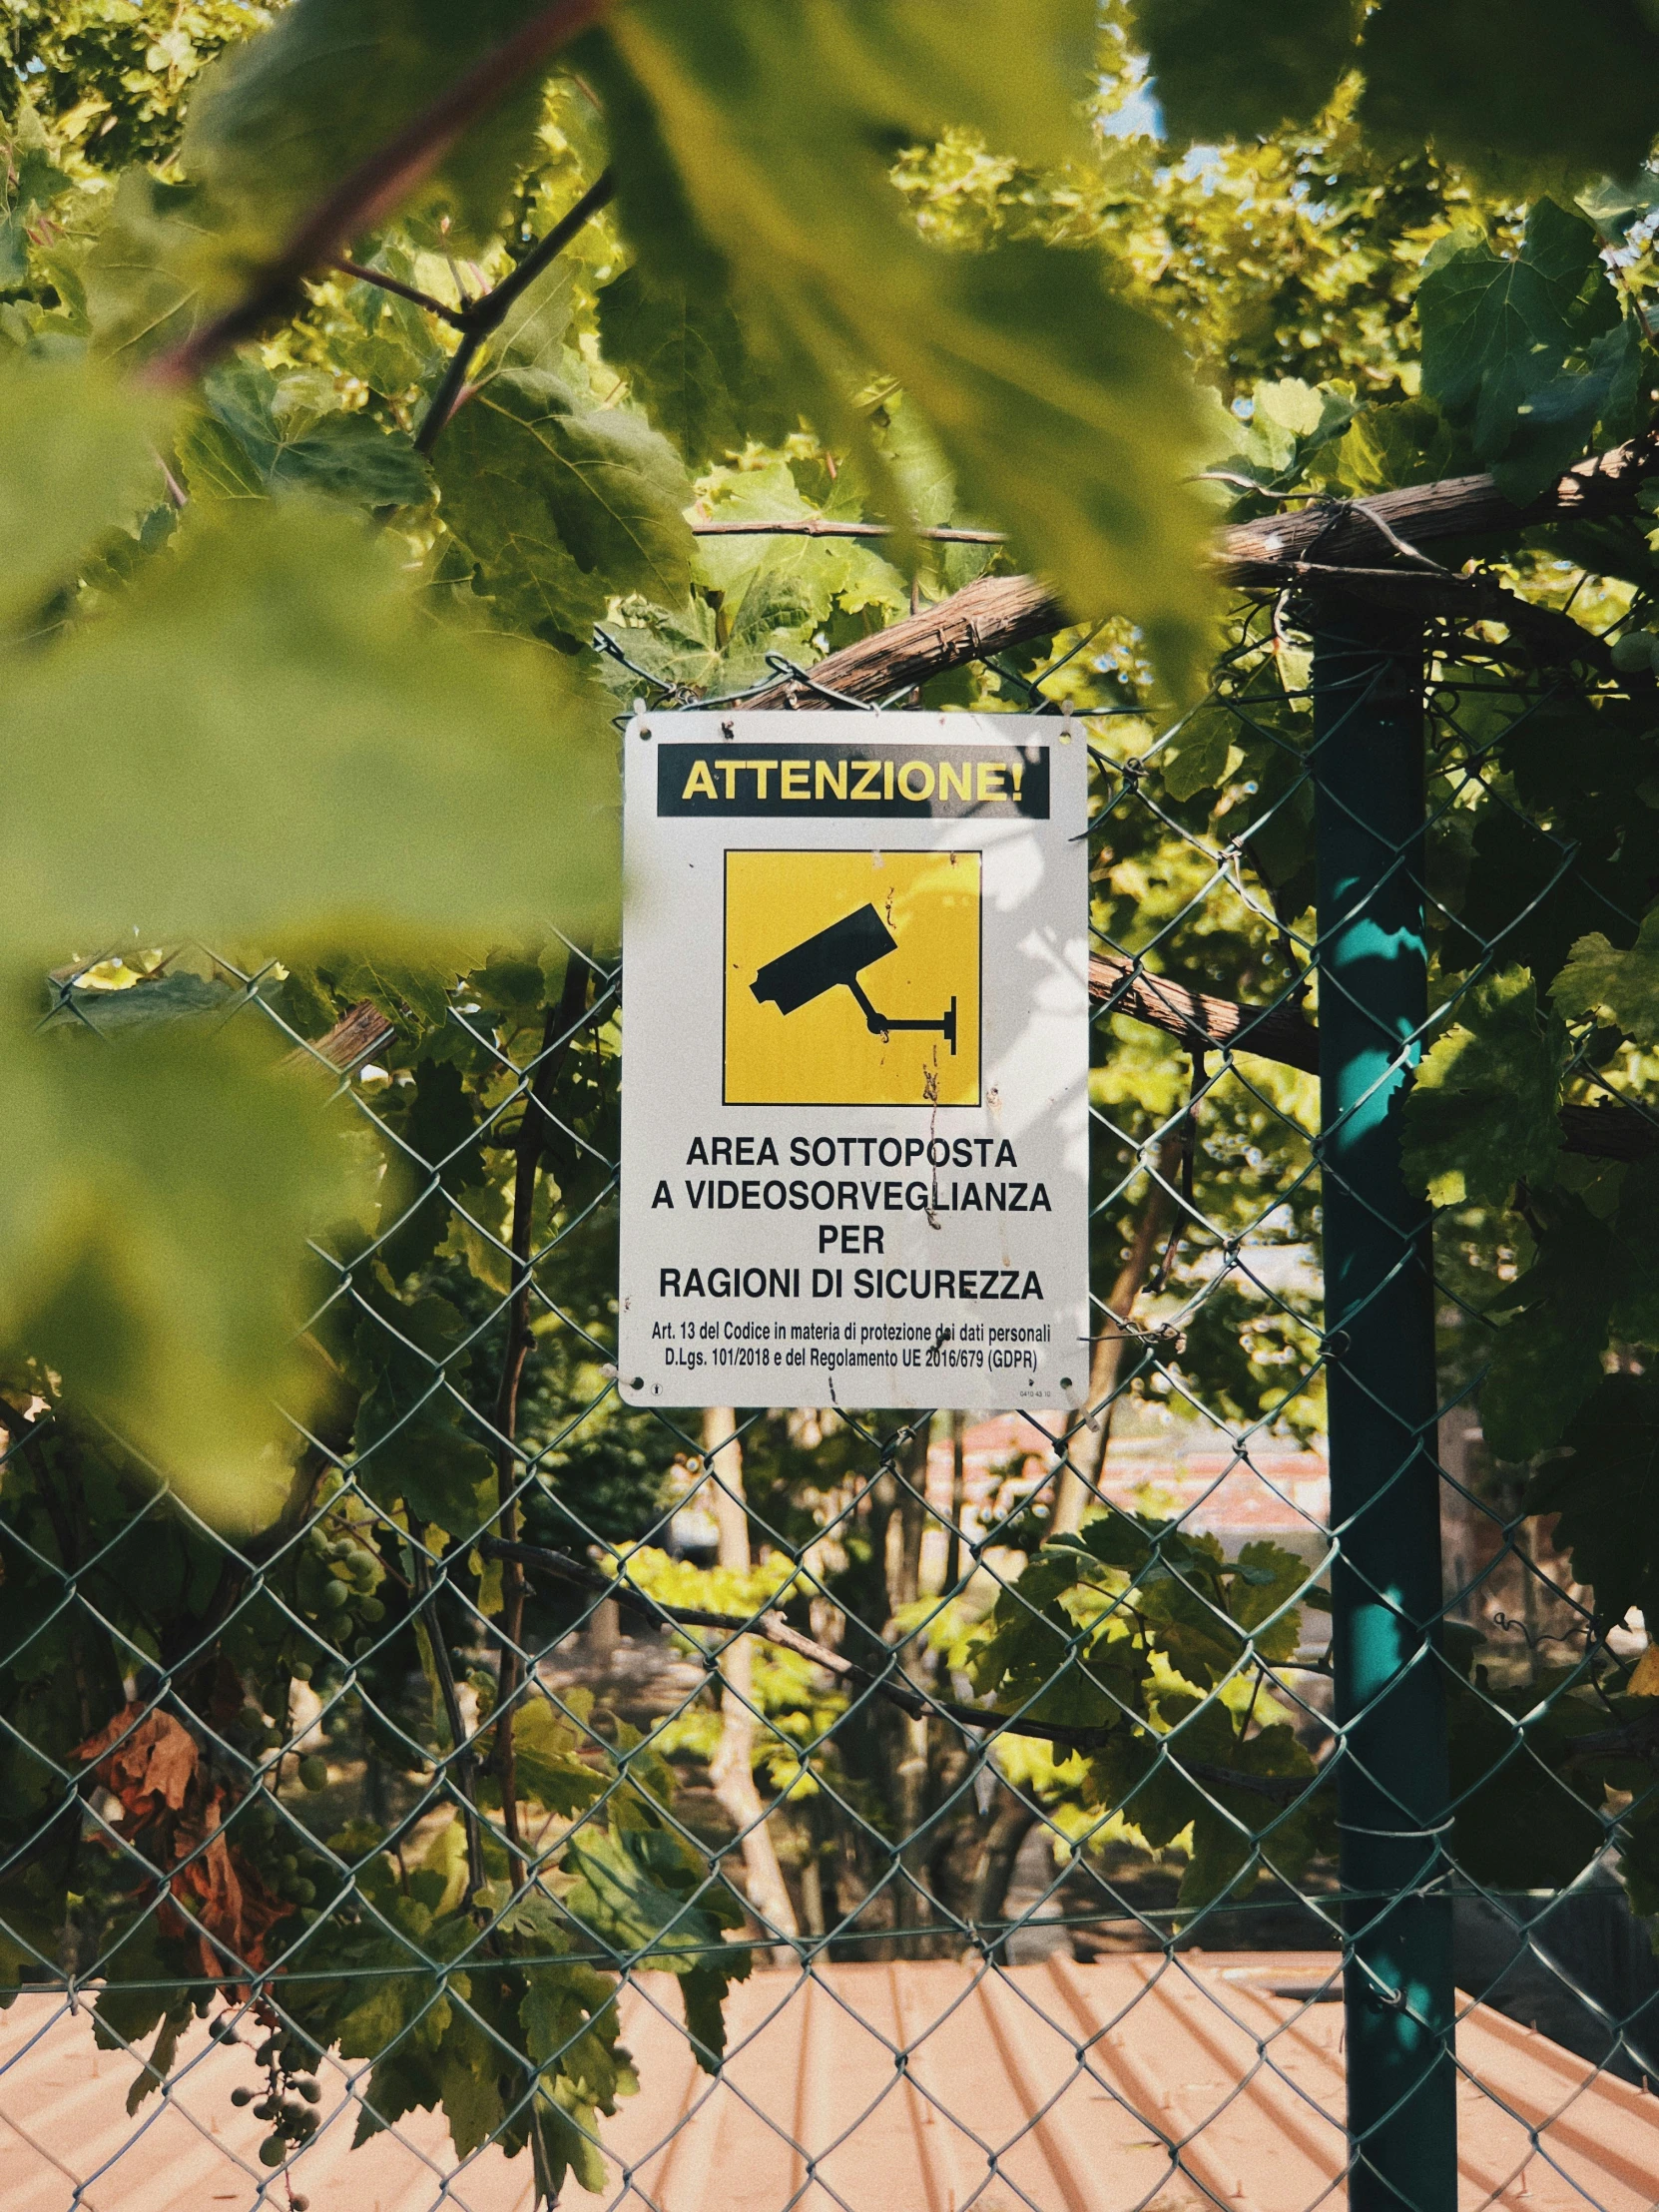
[618,712,1089,1410]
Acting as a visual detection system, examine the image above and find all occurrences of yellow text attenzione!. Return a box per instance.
[679,756,1027,805]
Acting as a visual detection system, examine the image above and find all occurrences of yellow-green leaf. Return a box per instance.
[0,1019,362,1528]
[435,368,694,639]
[592,0,1214,689]
[0,352,170,624]
[1552,910,1659,1042]
[0,498,618,957]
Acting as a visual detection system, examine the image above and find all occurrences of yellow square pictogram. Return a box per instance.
[724,848,981,1106]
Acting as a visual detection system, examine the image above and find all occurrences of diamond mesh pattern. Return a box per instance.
[2,602,1657,2212]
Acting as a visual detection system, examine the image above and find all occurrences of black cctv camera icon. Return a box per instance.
[751,903,957,1053]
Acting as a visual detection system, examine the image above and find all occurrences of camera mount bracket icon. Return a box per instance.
[751,903,957,1054]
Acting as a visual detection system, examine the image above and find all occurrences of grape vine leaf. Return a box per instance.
[83,170,214,363]
[512,1698,608,1818]
[0,498,618,956]
[594,438,916,700]
[1316,398,1462,497]
[490,254,581,376]
[1492,317,1649,502]
[1159,700,1240,803]
[0,352,170,624]
[4,2,248,175]
[1224,1539,1309,1666]
[1200,374,1359,495]
[1525,1373,1659,1632]
[0,108,69,286]
[1612,1159,1659,1346]
[1360,0,1659,187]
[181,360,431,508]
[375,1058,488,1283]
[0,1022,361,1527]
[39,972,243,1038]
[595,265,797,471]
[1551,908,1659,1041]
[1172,1708,1325,1912]
[585,0,1214,690]
[1401,967,1566,1208]
[521,1961,636,2195]
[1447,1674,1608,1892]
[344,1288,497,1536]
[89,1916,181,2053]
[562,1822,749,2069]
[1479,1195,1623,1462]
[1131,0,1360,148]
[329,248,449,399]
[873,390,961,533]
[691,458,909,684]
[434,368,694,640]
[1416,199,1626,501]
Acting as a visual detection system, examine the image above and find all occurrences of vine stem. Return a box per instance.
[406,1522,487,1899]
[701,1409,800,1959]
[145,0,615,388]
[691,520,1007,544]
[414,171,615,453]
[332,259,470,329]
[739,430,1659,713]
[479,1535,1316,1808]
[487,949,593,1891]
[1085,951,1652,1163]
[1049,1134,1181,1537]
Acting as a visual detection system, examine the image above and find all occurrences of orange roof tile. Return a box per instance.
[3,1954,1653,2210]
[926,1412,1330,1541]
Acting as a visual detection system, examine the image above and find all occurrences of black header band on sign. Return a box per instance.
[657,742,1049,820]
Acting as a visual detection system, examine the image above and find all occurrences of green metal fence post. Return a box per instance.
[1313,603,1455,2211]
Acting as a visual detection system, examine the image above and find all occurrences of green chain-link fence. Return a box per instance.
[3,588,1658,2212]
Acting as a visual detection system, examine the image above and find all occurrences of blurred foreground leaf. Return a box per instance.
[1132,0,1360,146]
[589,0,1214,688]
[0,498,618,956]
[0,1020,362,1528]
[1360,0,1659,187]
[0,353,171,624]
[182,0,562,274]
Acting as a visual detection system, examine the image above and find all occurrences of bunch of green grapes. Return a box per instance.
[222,1779,333,1921]
[219,2013,326,2185]
[289,1526,388,1675]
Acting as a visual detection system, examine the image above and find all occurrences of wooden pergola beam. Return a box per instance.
[741,431,1659,710]
[1087,954,1652,1164]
